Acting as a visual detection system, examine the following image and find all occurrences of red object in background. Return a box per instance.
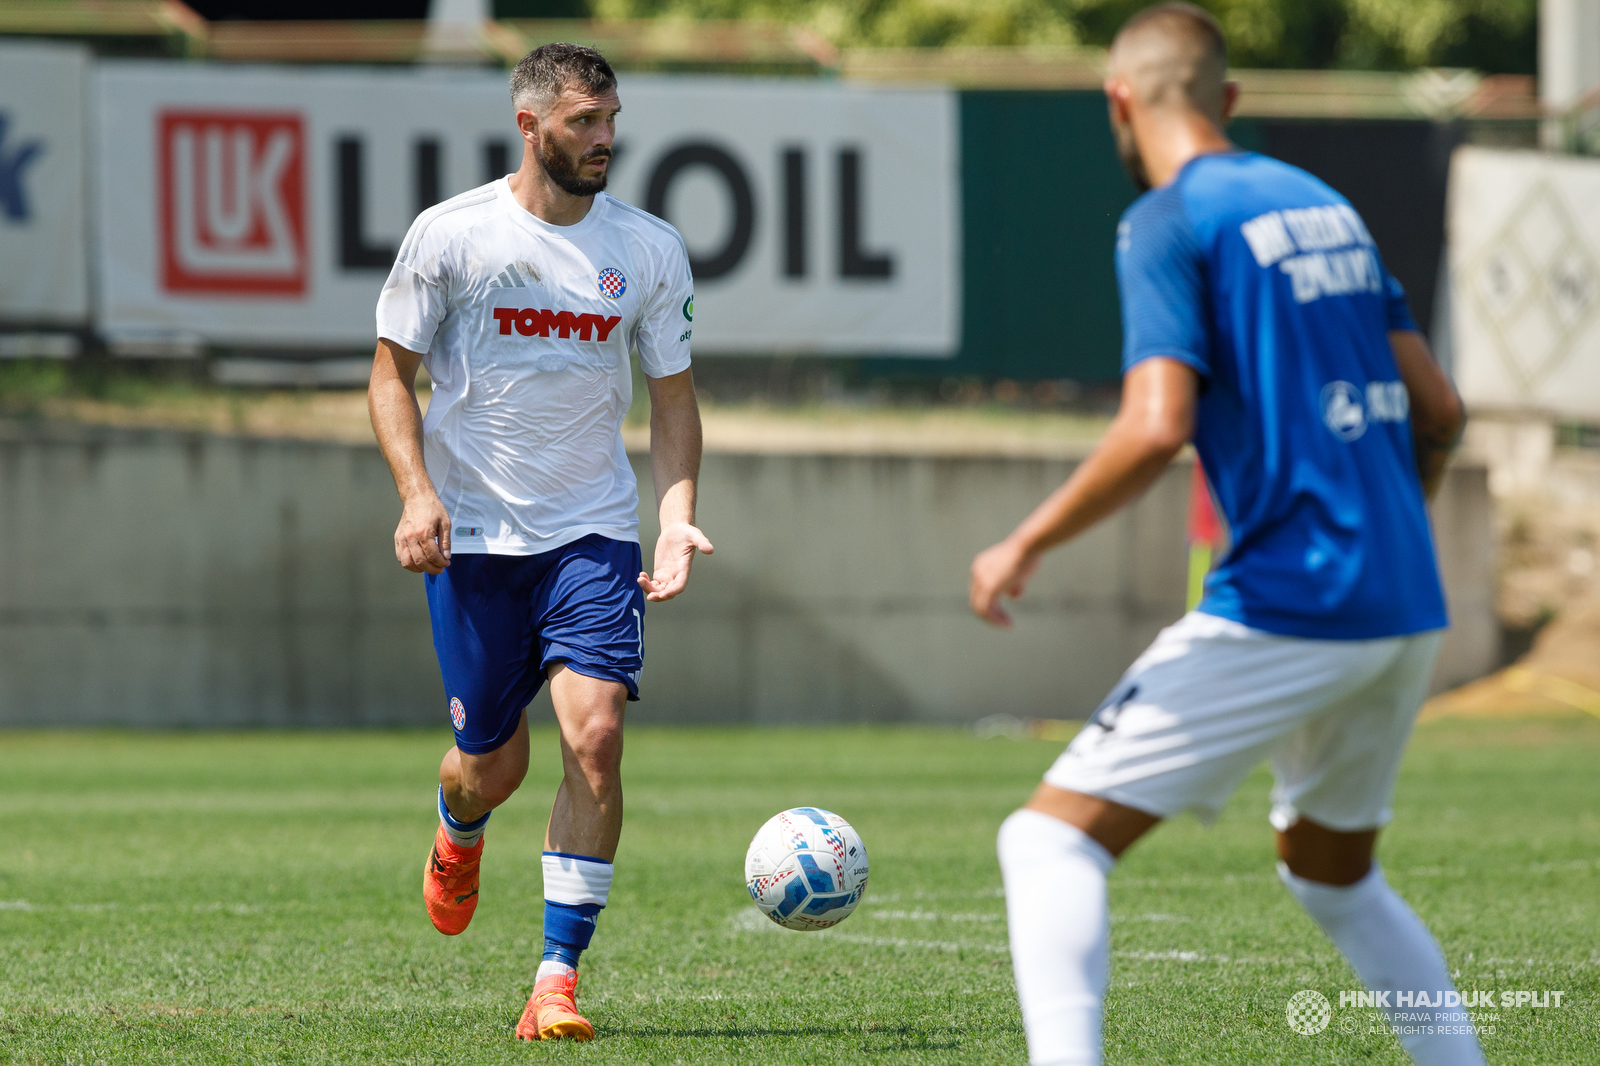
[1186,459,1222,547]
[159,110,308,296]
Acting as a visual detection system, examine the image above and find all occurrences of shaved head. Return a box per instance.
[1108,3,1228,121]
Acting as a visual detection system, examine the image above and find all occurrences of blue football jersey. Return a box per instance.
[1116,151,1447,639]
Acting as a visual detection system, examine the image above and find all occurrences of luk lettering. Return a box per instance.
[158,110,308,295]
[492,307,622,341]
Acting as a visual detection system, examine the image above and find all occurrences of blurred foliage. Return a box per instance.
[0,361,73,413]
[589,0,1537,72]
[0,359,204,415]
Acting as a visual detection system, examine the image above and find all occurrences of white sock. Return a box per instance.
[437,786,489,848]
[998,809,1115,1066]
[1279,862,1487,1066]
[535,959,573,981]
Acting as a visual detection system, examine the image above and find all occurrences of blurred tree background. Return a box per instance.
[578,0,1538,73]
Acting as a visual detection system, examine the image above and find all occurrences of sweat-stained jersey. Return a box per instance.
[377,182,694,555]
[1116,151,1448,640]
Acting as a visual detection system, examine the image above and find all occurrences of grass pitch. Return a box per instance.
[1,717,1597,1065]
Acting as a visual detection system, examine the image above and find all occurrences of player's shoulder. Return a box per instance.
[1180,152,1347,218]
[600,194,691,267]
[1117,179,1198,266]
[398,181,506,263]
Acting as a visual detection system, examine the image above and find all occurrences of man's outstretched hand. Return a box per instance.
[639,521,713,602]
[969,538,1040,628]
[395,494,452,575]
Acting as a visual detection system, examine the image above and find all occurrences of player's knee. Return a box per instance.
[566,719,623,781]
[1275,820,1376,886]
[459,759,527,811]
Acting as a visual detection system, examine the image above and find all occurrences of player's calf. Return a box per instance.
[424,715,531,936]
[1280,860,1487,1066]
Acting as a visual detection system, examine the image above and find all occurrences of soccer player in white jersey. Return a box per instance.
[368,43,708,1042]
[969,6,1486,1066]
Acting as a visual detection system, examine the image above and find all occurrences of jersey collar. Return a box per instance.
[495,178,611,241]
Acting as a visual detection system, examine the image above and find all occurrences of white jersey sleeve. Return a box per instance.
[630,227,694,379]
[375,212,452,355]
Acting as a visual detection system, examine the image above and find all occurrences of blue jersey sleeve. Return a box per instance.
[1381,264,1419,332]
[1116,187,1211,377]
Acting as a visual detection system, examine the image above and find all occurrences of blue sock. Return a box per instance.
[437,786,490,848]
[541,901,602,967]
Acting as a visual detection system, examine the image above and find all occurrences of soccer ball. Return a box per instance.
[744,807,869,930]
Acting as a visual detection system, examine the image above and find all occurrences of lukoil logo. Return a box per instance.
[159,111,308,295]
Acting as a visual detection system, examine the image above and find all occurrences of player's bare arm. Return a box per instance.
[1390,329,1465,499]
[639,367,713,602]
[969,357,1198,626]
[369,337,451,575]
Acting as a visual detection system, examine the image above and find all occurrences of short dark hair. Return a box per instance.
[509,43,617,113]
[1110,2,1229,115]
[1114,2,1227,65]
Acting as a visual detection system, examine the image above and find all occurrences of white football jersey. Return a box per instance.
[376,181,694,555]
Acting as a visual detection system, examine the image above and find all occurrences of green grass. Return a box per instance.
[1,718,1597,1064]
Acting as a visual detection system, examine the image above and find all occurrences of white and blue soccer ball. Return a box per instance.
[744,807,869,931]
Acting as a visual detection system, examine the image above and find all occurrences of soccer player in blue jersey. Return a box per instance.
[969,6,1484,1065]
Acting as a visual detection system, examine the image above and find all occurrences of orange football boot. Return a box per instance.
[516,970,595,1041]
[423,824,482,936]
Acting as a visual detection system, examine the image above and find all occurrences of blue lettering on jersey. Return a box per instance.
[1115,151,1447,640]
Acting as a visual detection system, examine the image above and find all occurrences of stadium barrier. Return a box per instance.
[0,423,1496,728]
[91,63,959,359]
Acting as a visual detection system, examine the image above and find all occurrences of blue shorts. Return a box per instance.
[424,535,645,755]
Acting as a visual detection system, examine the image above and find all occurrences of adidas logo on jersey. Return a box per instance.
[488,262,540,288]
[493,307,622,341]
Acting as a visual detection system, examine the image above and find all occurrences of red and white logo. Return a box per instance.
[449,697,466,731]
[159,110,308,295]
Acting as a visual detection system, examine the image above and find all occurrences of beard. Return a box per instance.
[538,137,610,197]
[1111,120,1152,193]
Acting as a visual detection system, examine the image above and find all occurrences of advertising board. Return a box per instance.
[1449,146,1600,419]
[0,40,90,325]
[95,64,959,356]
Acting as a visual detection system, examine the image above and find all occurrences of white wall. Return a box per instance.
[0,424,1497,728]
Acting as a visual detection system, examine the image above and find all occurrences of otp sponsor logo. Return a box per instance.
[159,110,308,295]
[492,307,622,341]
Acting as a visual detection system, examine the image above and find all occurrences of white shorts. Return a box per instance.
[1044,611,1444,831]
